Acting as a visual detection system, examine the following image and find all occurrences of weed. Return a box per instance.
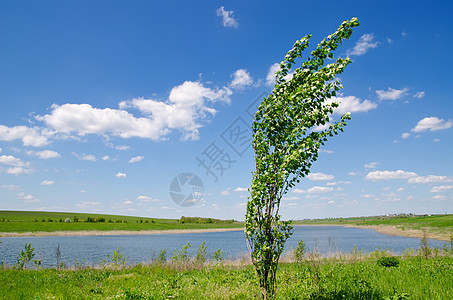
[15,243,35,270]
[377,256,400,267]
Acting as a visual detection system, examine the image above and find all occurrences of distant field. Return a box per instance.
[295,214,453,240]
[0,211,243,234]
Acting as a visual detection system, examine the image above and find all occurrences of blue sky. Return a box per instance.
[1,0,452,220]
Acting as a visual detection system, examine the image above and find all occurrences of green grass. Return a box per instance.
[1,256,452,299]
[0,211,243,233]
[295,214,453,236]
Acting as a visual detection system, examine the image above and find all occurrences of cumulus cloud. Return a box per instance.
[234,187,248,192]
[411,117,453,133]
[0,155,31,175]
[408,175,453,184]
[0,125,51,147]
[128,156,144,163]
[41,180,55,186]
[26,150,61,159]
[347,34,379,56]
[73,153,96,162]
[307,186,334,193]
[376,87,409,100]
[430,185,453,193]
[365,170,417,180]
[216,6,238,28]
[1,184,18,190]
[307,173,335,181]
[221,190,230,196]
[17,192,40,203]
[136,195,162,202]
[119,81,231,141]
[401,132,411,139]
[329,96,377,115]
[364,162,380,169]
[265,62,296,86]
[115,172,126,179]
[230,69,253,89]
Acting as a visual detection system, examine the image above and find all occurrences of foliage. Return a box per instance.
[377,256,400,267]
[245,17,360,299]
[179,216,234,224]
[156,249,167,264]
[212,249,225,262]
[15,243,36,270]
[294,238,306,262]
[171,242,191,263]
[195,241,207,264]
[104,247,126,267]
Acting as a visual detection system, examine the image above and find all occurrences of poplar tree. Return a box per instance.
[245,18,360,299]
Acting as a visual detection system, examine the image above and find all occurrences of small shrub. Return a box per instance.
[171,242,191,263]
[16,243,36,270]
[294,238,305,262]
[196,241,207,264]
[212,249,225,262]
[377,256,400,267]
[156,249,167,264]
[64,218,71,223]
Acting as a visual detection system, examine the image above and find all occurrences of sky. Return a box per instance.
[1,0,452,221]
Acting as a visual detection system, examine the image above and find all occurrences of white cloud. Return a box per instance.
[307,186,334,193]
[5,167,31,175]
[230,69,253,89]
[41,180,55,186]
[119,81,231,141]
[128,156,144,163]
[26,150,61,159]
[293,188,305,194]
[307,172,334,181]
[234,187,248,192]
[265,63,295,86]
[413,91,425,99]
[17,192,40,203]
[430,185,453,193]
[124,200,133,205]
[73,153,96,162]
[1,184,18,190]
[0,125,50,147]
[408,175,453,184]
[411,117,453,133]
[0,148,2,152]
[102,155,110,160]
[0,155,29,167]
[115,145,130,151]
[396,187,405,192]
[75,201,100,209]
[365,170,417,180]
[347,34,379,56]
[432,195,447,201]
[364,162,380,169]
[137,195,162,202]
[221,190,230,196]
[216,6,238,28]
[329,96,377,115]
[115,172,127,179]
[401,132,411,139]
[376,87,409,100]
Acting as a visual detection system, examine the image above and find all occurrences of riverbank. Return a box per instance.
[345,224,451,241]
[0,227,244,237]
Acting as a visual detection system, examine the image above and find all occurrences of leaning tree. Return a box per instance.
[245,18,360,299]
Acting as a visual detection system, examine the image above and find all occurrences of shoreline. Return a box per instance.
[296,223,451,241]
[0,227,245,238]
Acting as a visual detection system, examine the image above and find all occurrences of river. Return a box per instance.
[0,225,449,268]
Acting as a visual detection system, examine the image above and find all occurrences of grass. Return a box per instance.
[1,255,452,299]
[295,214,453,239]
[0,211,243,234]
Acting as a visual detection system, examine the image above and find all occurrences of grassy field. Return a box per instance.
[1,255,452,299]
[295,214,453,240]
[0,211,243,234]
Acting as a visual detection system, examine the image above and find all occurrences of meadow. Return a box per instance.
[295,214,453,241]
[0,211,242,234]
[1,251,452,299]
